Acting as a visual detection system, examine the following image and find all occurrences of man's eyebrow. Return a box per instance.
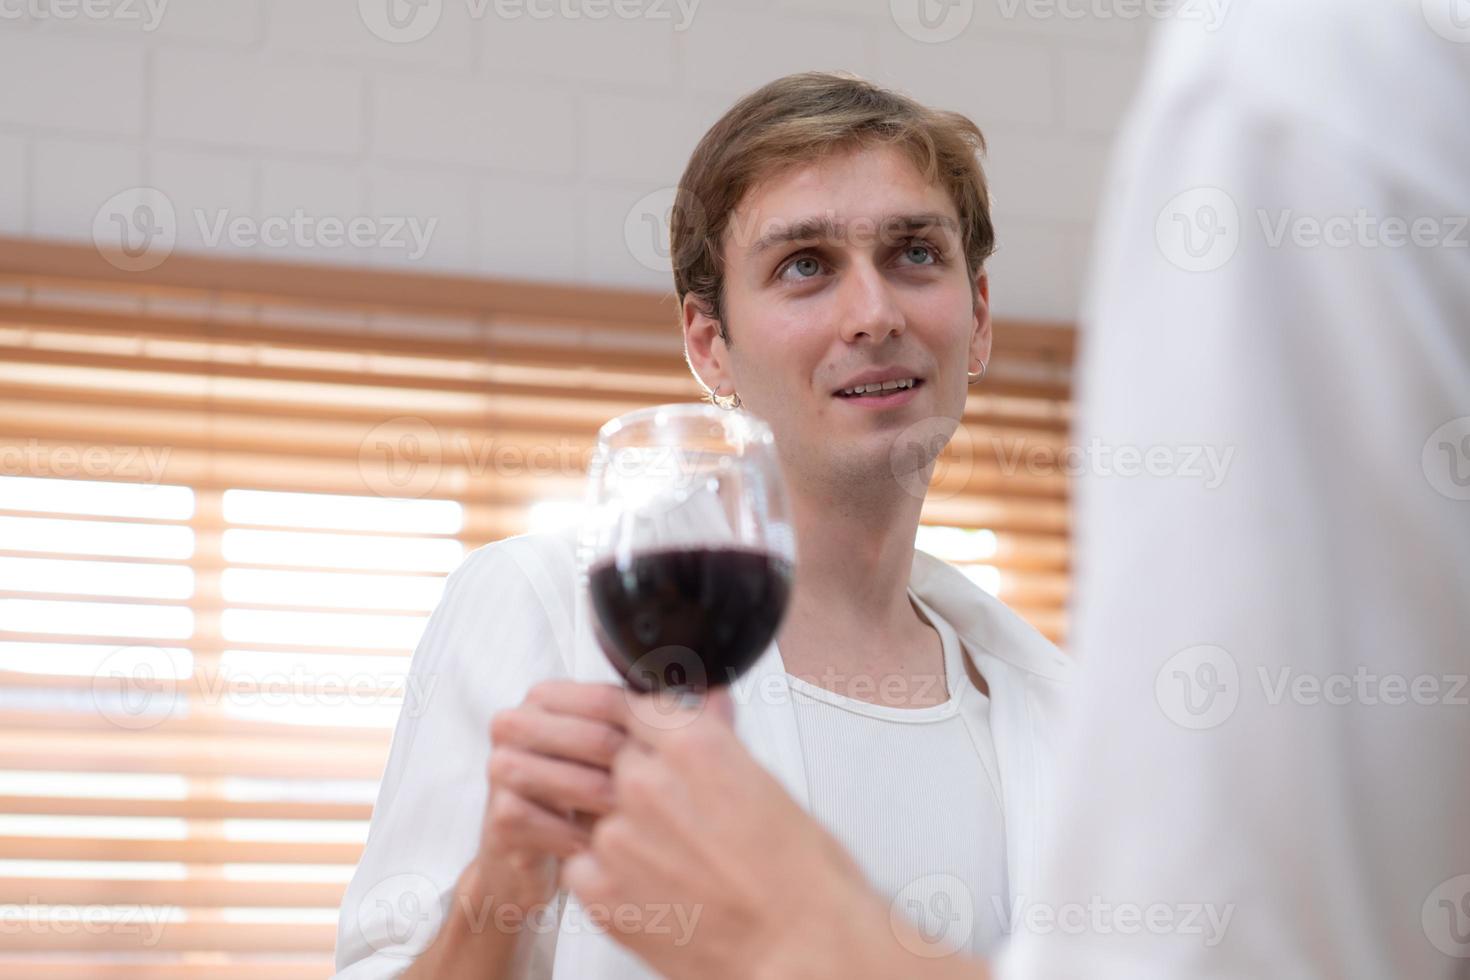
[885,213,960,235]
[748,212,961,254]
[749,215,840,255]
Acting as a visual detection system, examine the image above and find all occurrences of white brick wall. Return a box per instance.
[0,34,146,135]
[0,133,27,233]
[0,0,1154,321]
[874,33,1057,128]
[371,74,577,171]
[483,12,679,87]
[256,159,370,264]
[477,175,584,279]
[680,11,872,99]
[150,146,255,252]
[154,49,365,153]
[365,165,476,271]
[33,136,144,239]
[1059,46,1146,135]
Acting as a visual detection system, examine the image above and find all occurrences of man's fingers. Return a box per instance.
[491,708,627,769]
[610,738,679,813]
[707,687,735,726]
[489,747,617,815]
[524,680,631,728]
[561,851,611,907]
[485,790,591,859]
[621,688,726,750]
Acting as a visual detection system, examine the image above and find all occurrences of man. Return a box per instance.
[561,1,1470,977]
[333,73,1072,979]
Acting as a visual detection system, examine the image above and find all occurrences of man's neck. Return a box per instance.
[776,472,934,678]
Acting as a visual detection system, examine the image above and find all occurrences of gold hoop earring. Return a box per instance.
[715,387,741,411]
[966,362,988,386]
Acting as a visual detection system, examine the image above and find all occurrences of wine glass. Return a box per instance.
[577,403,796,695]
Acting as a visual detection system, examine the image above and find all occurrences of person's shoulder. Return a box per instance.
[974,589,1073,688]
[450,524,580,615]
[457,523,578,576]
[911,549,1073,686]
[425,525,582,678]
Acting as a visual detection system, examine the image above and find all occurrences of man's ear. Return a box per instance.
[682,293,731,397]
[970,270,993,373]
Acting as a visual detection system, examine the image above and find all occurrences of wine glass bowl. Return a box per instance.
[577,404,796,693]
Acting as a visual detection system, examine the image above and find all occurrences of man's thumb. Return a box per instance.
[706,687,736,727]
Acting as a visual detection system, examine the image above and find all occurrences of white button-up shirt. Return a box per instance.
[333,519,1072,979]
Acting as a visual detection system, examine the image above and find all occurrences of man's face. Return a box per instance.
[690,142,991,496]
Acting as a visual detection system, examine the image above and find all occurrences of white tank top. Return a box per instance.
[784,588,1010,958]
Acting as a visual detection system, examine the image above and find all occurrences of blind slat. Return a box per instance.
[0,795,373,821]
[0,634,416,660]
[7,875,348,908]
[0,959,336,979]
[0,730,389,779]
[0,835,363,865]
[0,920,340,953]
[0,710,394,743]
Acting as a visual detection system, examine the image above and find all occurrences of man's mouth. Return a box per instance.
[833,378,923,399]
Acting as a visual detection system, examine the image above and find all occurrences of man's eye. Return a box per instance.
[779,255,823,281]
[902,241,938,265]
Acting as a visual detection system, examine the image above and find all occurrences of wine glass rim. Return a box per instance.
[596,402,773,445]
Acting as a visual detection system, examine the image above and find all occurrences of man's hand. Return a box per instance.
[475,680,630,911]
[562,689,984,980]
[405,679,632,980]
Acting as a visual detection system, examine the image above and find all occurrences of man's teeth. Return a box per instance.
[839,378,917,397]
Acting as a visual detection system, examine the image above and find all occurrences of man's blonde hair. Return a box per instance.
[671,71,997,348]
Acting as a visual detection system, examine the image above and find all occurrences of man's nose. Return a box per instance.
[836,260,906,345]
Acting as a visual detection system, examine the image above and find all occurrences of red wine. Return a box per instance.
[588,547,793,692]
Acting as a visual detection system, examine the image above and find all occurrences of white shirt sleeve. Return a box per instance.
[998,2,1470,978]
[332,534,576,979]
